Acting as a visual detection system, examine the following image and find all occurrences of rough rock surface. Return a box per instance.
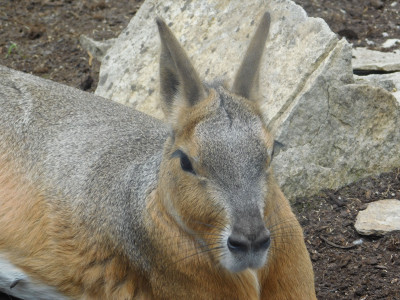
[352,48,400,72]
[95,0,400,199]
[352,47,400,105]
[355,199,400,236]
[355,72,400,104]
[95,0,341,121]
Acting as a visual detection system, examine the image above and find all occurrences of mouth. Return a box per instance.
[220,248,269,273]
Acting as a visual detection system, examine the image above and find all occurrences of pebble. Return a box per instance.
[370,0,384,9]
[382,38,400,48]
[365,38,375,45]
[355,199,400,236]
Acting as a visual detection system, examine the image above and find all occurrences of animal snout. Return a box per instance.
[227,228,271,253]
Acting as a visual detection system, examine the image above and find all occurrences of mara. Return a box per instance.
[0,12,316,300]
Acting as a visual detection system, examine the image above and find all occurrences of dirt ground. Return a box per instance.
[1,1,400,299]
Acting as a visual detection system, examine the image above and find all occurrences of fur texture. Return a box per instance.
[0,12,316,299]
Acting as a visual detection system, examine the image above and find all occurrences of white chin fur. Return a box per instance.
[220,249,269,273]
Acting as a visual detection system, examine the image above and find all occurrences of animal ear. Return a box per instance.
[156,18,205,118]
[232,12,271,101]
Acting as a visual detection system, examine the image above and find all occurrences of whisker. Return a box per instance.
[269,226,300,236]
[157,208,228,232]
[264,198,287,220]
[270,235,303,243]
[166,244,225,268]
[210,206,229,230]
[269,227,298,237]
[269,246,293,260]
[267,217,298,231]
[271,239,302,246]
[264,199,302,228]
[152,234,223,250]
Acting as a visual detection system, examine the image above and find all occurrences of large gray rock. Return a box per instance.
[95,0,340,121]
[355,199,400,236]
[95,0,400,199]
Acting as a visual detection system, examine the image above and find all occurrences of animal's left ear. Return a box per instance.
[232,12,271,101]
[271,140,285,160]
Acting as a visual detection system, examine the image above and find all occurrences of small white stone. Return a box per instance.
[355,199,400,236]
[352,239,363,245]
[382,32,389,37]
[382,38,400,48]
[391,1,398,7]
[365,38,375,45]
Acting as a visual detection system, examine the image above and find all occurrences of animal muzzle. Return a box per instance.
[221,220,271,273]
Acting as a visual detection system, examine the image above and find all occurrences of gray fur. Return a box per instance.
[190,85,270,271]
[0,66,168,270]
[196,86,267,211]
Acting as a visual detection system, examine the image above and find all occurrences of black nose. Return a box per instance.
[227,229,271,253]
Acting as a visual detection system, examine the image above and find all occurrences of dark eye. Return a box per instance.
[180,153,195,174]
[171,150,196,175]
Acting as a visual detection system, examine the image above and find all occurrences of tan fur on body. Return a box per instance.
[0,12,316,299]
[0,159,313,299]
[0,154,150,299]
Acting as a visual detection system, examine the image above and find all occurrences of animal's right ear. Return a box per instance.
[156,18,205,118]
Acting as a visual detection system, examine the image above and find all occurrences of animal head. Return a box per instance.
[156,13,279,273]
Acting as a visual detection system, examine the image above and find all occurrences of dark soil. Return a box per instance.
[1,1,400,299]
[295,0,400,51]
[295,169,400,299]
[0,0,143,93]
